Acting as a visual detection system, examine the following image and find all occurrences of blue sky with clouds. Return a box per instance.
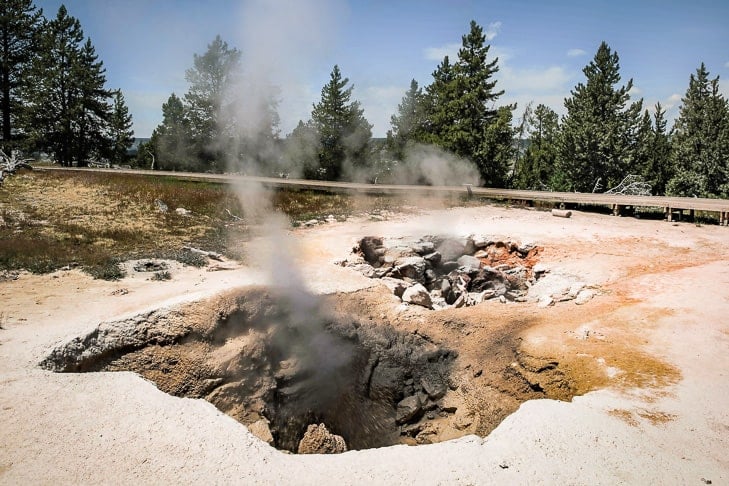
[35,0,729,138]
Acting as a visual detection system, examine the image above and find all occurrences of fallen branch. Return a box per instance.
[551,209,572,218]
[225,208,244,221]
[182,246,223,261]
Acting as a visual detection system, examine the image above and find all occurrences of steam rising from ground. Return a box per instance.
[388,144,482,187]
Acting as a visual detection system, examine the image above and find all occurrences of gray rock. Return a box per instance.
[396,395,423,424]
[358,236,384,265]
[351,263,376,278]
[472,236,492,249]
[402,283,432,308]
[411,240,435,255]
[133,260,168,273]
[381,277,412,298]
[457,255,482,273]
[441,261,459,273]
[423,252,442,265]
[421,378,447,399]
[395,256,427,280]
[437,238,467,262]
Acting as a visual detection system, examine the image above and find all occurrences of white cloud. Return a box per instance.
[489,45,513,63]
[499,65,572,93]
[423,21,502,62]
[628,85,642,98]
[725,61,729,68]
[485,21,502,41]
[358,85,407,138]
[567,48,586,57]
[423,43,460,61]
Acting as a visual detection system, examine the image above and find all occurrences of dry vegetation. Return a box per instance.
[0,170,475,279]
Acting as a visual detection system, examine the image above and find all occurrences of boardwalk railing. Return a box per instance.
[39,167,729,225]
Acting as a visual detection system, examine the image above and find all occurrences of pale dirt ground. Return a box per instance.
[1,204,729,485]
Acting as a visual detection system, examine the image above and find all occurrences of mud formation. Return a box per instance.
[342,235,542,309]
[40,287,459,453]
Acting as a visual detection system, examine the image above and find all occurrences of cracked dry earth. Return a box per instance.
[2,204,729,484]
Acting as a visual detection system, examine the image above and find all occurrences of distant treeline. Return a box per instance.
[3,2,728,197]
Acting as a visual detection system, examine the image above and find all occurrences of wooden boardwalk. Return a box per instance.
[42,167,729,225]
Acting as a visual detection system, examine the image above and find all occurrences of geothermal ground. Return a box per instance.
[1,197,729,483]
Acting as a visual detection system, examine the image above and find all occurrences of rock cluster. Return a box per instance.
[345,235,542,309]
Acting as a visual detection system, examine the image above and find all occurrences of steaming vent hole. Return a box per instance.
[40,287,459,453]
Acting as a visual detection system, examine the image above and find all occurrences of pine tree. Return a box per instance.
[25,6,113,166]
[150,93,195,171]
[557,42,643,192]
[0,0,43,148]
[421,20,512,186]
[637,103,673,195]
[72,38,112,165]
[310,65,372,180]
[667,64,729,197]
[184,35,241,171]
[387,79,427,160]
[449,20,504,160]
[25,6,84,166]
[106,89,134,165]
[513,104,560,190]
[423,55,456,147]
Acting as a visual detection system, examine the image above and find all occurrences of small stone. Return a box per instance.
[154,199,168,212]
[441,261,459,273]
[248,418,274,445]
[532,263,548,275]
[575,289,596,305]
[421,378,447,399]
[537,295,554,308]
[423,252,442,265]
[395,256,427,280]
[402,283,432,308]
[499,295,507,304]
[472,236,492,248]
[297,423,347,454]
[380,277,411,298]
[457,255,482,273]
[396,395,423,424]
[411,240,435,255]
[358,236,384,264]
[175,207,191,216]
[473,249,489,259]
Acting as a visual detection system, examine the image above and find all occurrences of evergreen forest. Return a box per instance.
[3,2,729,198]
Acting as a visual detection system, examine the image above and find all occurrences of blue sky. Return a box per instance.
[35,0,729,138]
